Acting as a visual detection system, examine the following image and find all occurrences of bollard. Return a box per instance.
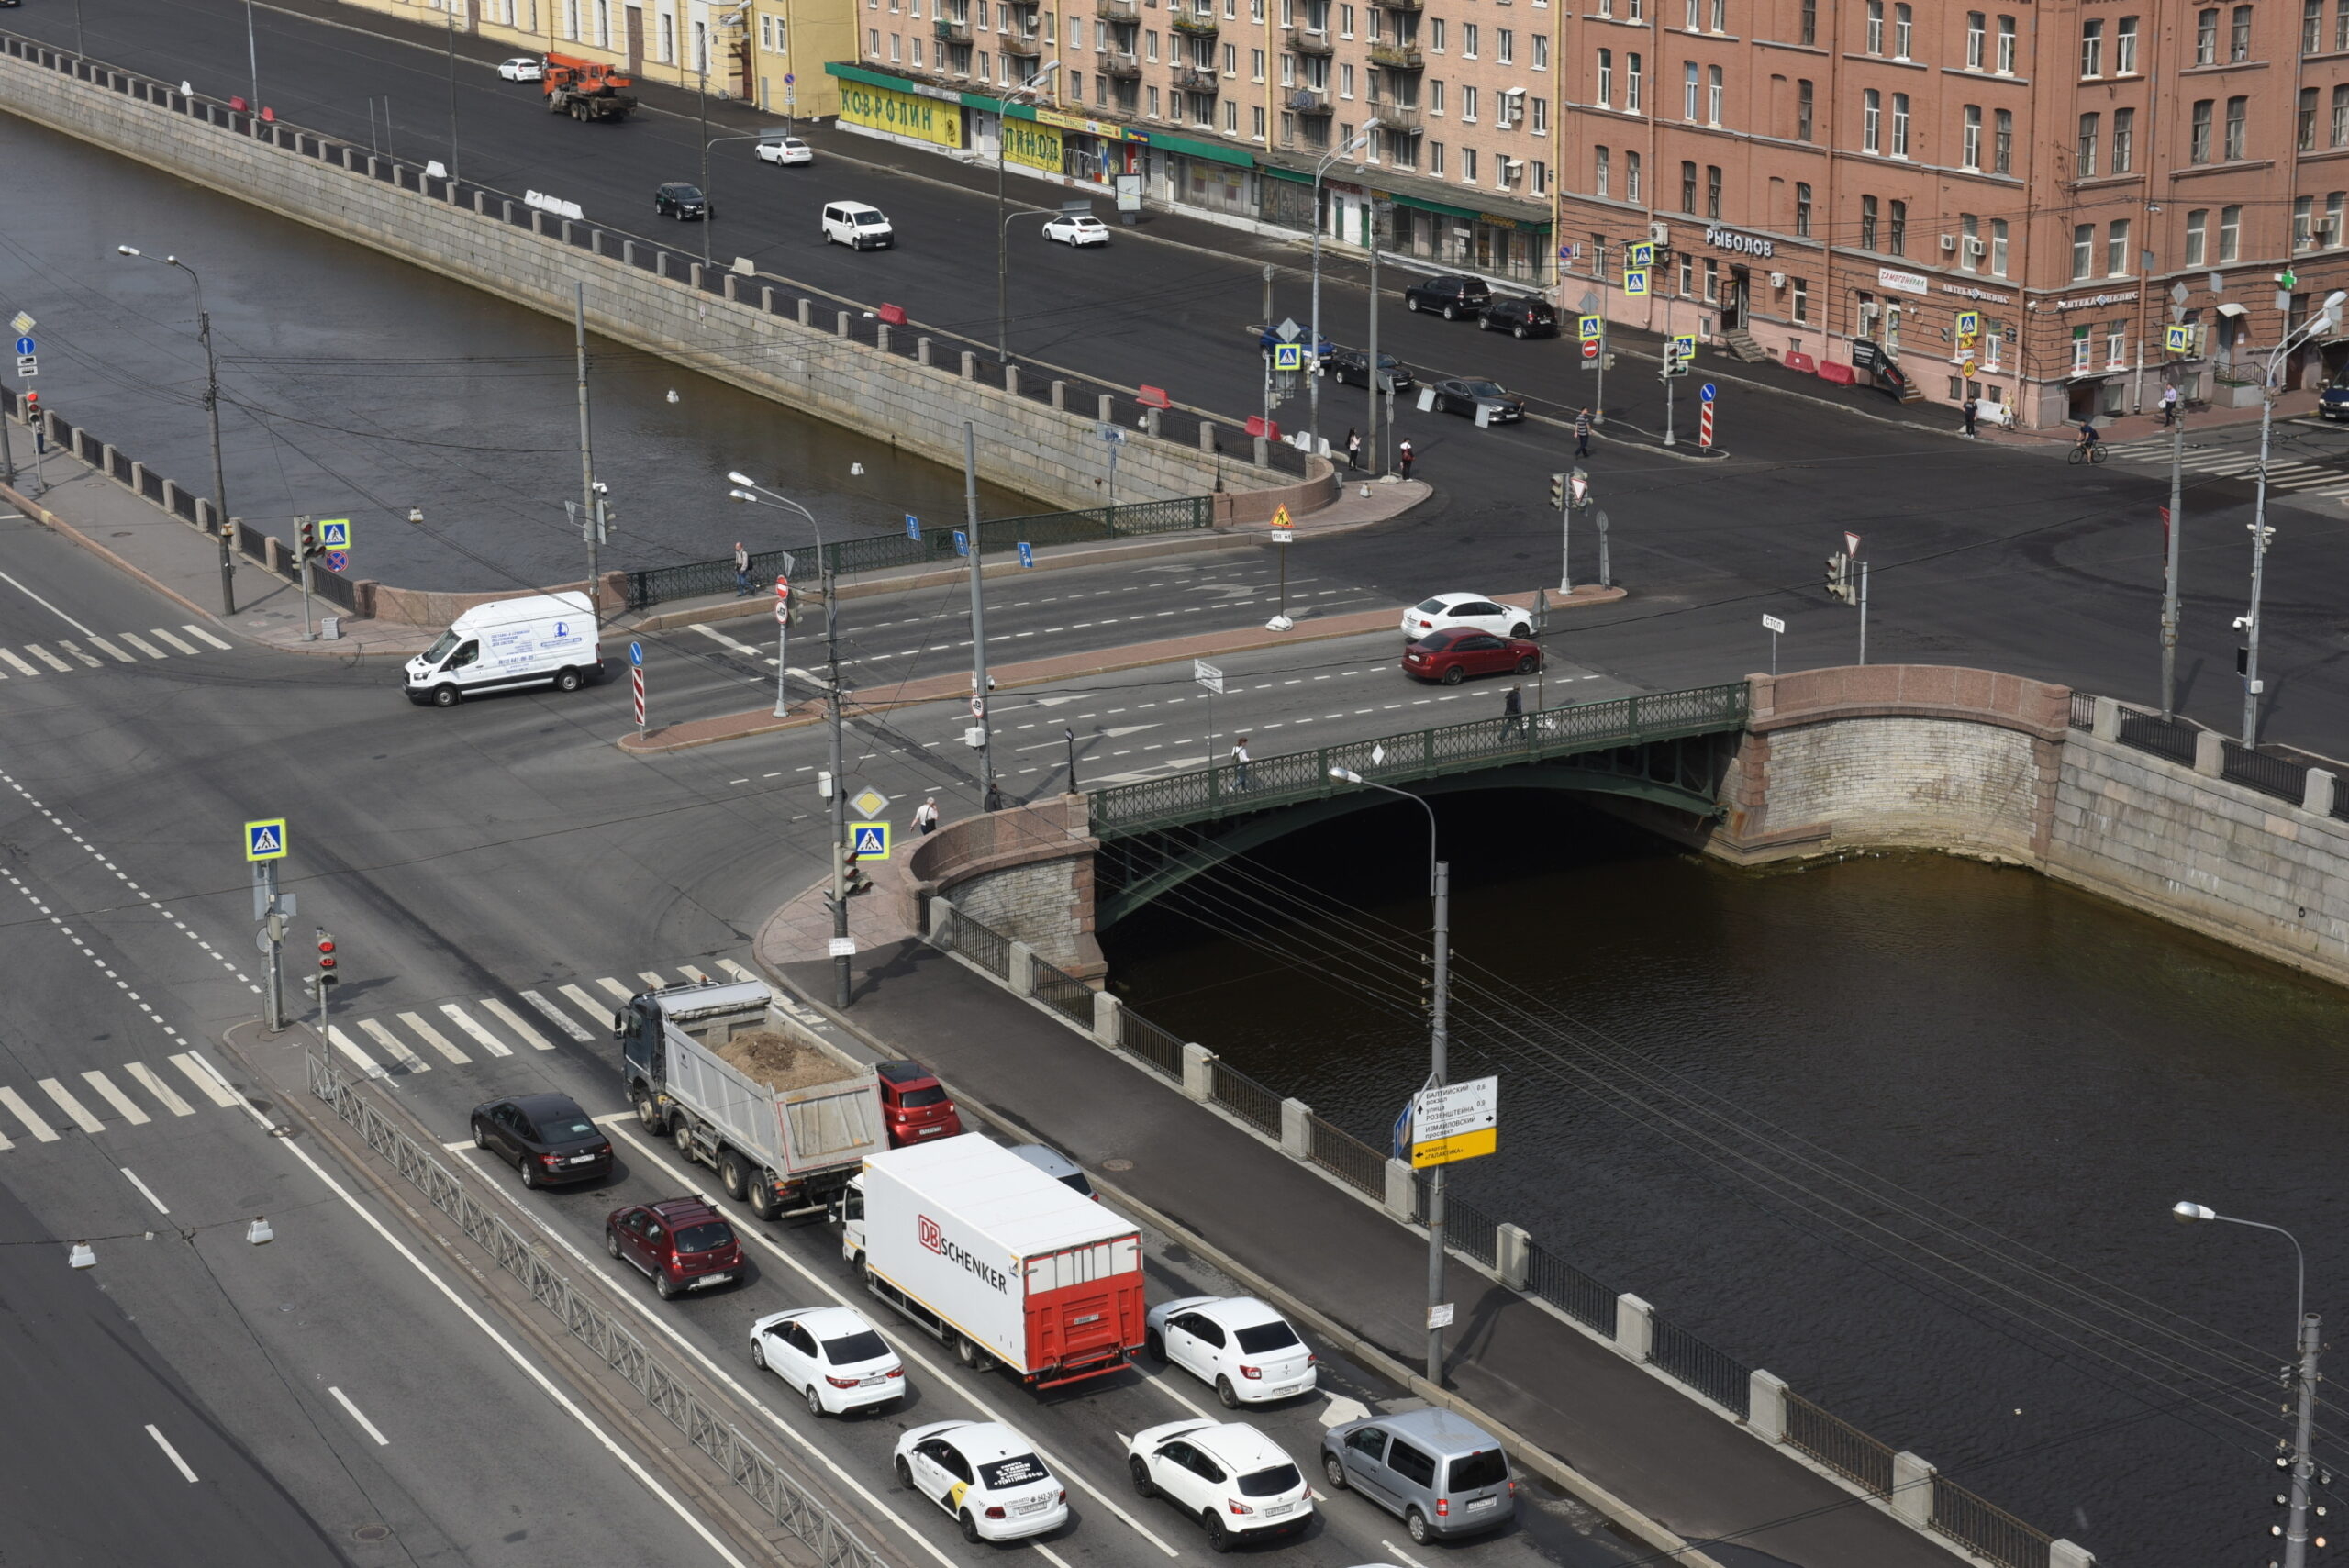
[1180,1042,1216,1102]
[2092,695,2121,742]
[1091,989,1122,1047]
[1254,435,1270,466]
[161,480,183,518]
[962,350,978,380]
[724,273,740,303]
[129,460,147,495]
[100,443,118,483]
[797,297,815,327]
[1052,380,1067,410]
[1198,420,1217,452]
[1143,408,1162,439]
[562,219,575,246]
[502,199,515,225]
[1614,1293,1654,1362]
[762,285,776,314]
[1005,366,1021,398]
[654,250,669,278]
[195,498,217,533]
[1008,940,1036,995]
[476,190,492,216]
[1749,1370,1789,1441]
[689,262,705,291]
[1099,393,1115,423]
[876,325,891,353]
[621,239,636,267]
[1382,1159,1418,1224]
[837,310,852,337]
[1889,1452,1934,1529]
[1495,1222,1531,1290]
[591,228,607,255]
[2307,768,2338,817]
[2193,729,2224,777]
[918,337,933,367]
[1278,1097,1311,1160]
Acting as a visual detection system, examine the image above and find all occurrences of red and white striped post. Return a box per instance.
[1698,389,1716,450]
[631,665,646,732]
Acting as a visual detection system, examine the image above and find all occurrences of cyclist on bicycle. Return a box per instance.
[2077,417,2100,452]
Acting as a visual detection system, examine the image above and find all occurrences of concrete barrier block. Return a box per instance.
[1889,1451,1933,1527]
[1614,1293,1653,1361]
[2194,729,2224,777]
[1008,940,1035,995]
[836,310,851,337]
[797,296,814,326]
[1495,1221,1531,1289]
[1091,988,1122,1046]
[1279,1097,1311,1159]
[1382,1159,1418,1223]
[1181,1042,1215,1102]
[2306,769,2337,817]
[2050,1540,2097,1568]
[2091,696,2121,741]
[918,337,932,366]
[1749,1369,1788,1440]
[962,350,977,379]
[927,895,955,939]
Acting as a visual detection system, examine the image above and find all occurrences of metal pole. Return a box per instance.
[2160,410,2185,719]
[573,283,600,627]
[1858,560,1870,666]
[73,0,86,58]
[446,3,461,183]
[1593,321,1608,426]
[698,63,713,270]
[827,554,851,1009]
[2288,1308,2321,1568]
[195,301,235,617]
[965,422,994,808]
[1366,208,1381,476]
[0,387,16,486]
[1597,508,1612,588]
[1559,484,1573,595]
[2243,388,2276,745]
[996,113,1011,363]
[1064,726,1078,792]
[774,579,789,717]
[1308,172,1326,460]
[1426,853,1450,1385]
[244,0,260,106]
[1262,263,1275,440]
[296,516,316,640]
[1663,368,1677,447]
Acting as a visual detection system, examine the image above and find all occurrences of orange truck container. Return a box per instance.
[543,51,638,121]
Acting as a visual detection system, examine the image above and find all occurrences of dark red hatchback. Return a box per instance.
[606,1196,744,1299]
[875,1060,963,1147]
[1402,628,1542,684]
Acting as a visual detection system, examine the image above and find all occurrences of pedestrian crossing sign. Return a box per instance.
[1578,315,1603,342]
[1624,267,1650,298]
[1954,311,1981,341]
[2166,324,2194,354]
[317,518,352,550]
[1627,240,1654,269]
[244,817,289,862]
[850,822,892,861]
[1273,343,1304,372]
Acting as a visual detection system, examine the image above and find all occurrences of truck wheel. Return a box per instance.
[956,1336,991,1371]
[634,1091,662,1132]
[1322,1454,1348,1491]
[554,667,583,693]
[749,1178,784,1222]
[718,1152,750,1202]
[672,1118,696,1161]
[431,684,460,708]
[1203,1512,1233,1553]
[1128,1456,1156,1499]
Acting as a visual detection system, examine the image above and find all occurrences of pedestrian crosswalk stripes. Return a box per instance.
[0,626,225,680]
[315,965,751,1078]
[0,1053,230,1151]
[475,998,554,1052]
[125,1060,195,1117]
[39,1077,105,1134]
[522,989,594,1042]
[438,1001,514,1059]
[2102,438,2349,495]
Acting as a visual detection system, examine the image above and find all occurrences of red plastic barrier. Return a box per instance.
[1245,415,1280,439]
[1784,350,1818,374]
[877,303,908,327]
[1816,361,1856,385]
[228,95,249,112]
[1137,384,1172,408]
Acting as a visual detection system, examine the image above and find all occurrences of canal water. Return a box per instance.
[1101,790,2349,1568]
[0,113,1032,590]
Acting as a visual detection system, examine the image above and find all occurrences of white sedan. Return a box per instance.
[1127,1418,1314,1551]
[1401,591,1533,643]
[755,134,814,166]
[1147,1296,1317,1407]
[749,1306,904,1416]
[1043,213,1110,247]
[894,1420,1069,1542]
[496,56,544,81]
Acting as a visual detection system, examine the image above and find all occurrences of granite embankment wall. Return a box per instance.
[0,37,1330,520]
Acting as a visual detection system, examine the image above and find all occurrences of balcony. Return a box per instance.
[1096,0,1139,17]
[1380,0,1423,11]
[1099,48,1143,77]
[1373,100,1421,131]
[1367,39,1422,69]
[1286,84,1332,114]
[1003,28,1043,55]
[933,16,970,40]
[1171,10,1219,35]
[1175,64,1220,91]
[1287,24,1334,53]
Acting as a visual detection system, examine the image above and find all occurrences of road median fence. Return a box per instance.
[925,897,2079,1568]
[304,1051,892,1568]
[2070,689,2349,824]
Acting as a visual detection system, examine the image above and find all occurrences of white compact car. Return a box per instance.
[496,55,544,81]
[1400,592,1532,642]
[1128,1419,1314,1551]
[1043,213,1110,246]
[1147,1296,1317,1407]
[822,200,896,249]
[749,1306,905,1416]
[894,1420,1069,1541]
[755,133,814,165]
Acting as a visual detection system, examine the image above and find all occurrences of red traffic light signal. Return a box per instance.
[296,518,317,561]
[317,932,337,971]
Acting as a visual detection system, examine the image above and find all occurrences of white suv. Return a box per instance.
[822,200,895,250]
[1128,1419,1313,1551]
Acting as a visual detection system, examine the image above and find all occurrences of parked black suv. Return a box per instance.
[1477,297,1558,339]
[654,182,711,220]
[1329,347,1415,392]
[1402,274,1494,321]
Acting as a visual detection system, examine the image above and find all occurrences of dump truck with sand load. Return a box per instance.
[617,979,885,1219]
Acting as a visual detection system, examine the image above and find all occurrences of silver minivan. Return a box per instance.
[1320,1408,1514,1542]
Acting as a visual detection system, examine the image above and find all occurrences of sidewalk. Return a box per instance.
[1974,386,2319,451]
[752,918,1974,1568]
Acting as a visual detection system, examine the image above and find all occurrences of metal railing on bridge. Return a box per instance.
[1088,683,1751,839]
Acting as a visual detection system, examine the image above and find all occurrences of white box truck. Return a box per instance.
[617,979,885,1219]
[404,592,603,707]
[841,1137,1146,1389]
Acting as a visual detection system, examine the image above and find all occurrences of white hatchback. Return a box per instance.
[1043,213,1110,246]
[895,1420,1070,1541]
[1147,1296,1317,1406]
[1401,592,1532,642]
[749,1306,904,1416]
[755,134,814,165]
[496,56,544,81]
[1128,1418,1314,1551]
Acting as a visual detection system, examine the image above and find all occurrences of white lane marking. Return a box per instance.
[0,567,97,634]
[1141,1370,1219,1423]
[85,635,134,663]
[178,624,232,650]
[395,1011,470,1065]
[679,964,711,984]
[325,1026,393,1078]
[1380,1540,1431,1568]
[328,1386,391,1446]
[522,989,595,1042]
[0,648,37,677]
[0,1087,54,1142]
[146,628,199,655]
[81,1071,151,1126]
[146,1424,199,1483]
[635,970,668,990]
[438,1002,513,1059]
[478,998,556,1051]
[356,1018,433,1073]
[125,1061,195,1117]
[169,1052,239,1108]
[1319,1395,1372,1427]
[26,645,72,673]
[38,1077,105,1134]
[56,640,103,668]
[558,983,609,1025]
[595,976,637,1004]
[718,959,759,983]
[600,1120,1185,1557]
[120,1166,171,1215]
[208,1066,754,1568]
[117,631,168,659]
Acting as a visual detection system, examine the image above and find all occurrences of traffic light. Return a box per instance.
[316,929,339,988]
[1548,473,1568,511]
[1824,551,1856,605]
[296,517,317,562]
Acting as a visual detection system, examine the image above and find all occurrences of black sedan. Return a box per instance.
[471,1092,615,1188]
[654,182,711,220]
[1330,348,1414,393]
[1428,378,1526,423]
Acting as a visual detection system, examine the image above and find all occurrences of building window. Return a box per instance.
[2112,106,2134,171]
[2333,84,2349,146]
[1710,0,1726,28]
[2232,4,2254,59]
[1531,95,1548,132]
[1861,193,1878,250]
[1990,217,2009,275]
[2308,0,2324,50]
[1965,10,1985,66]
[1431,17,1444,48]
[1708,64,1722,122]
[2191,99,2213,161]
[1866,0,1883,53]
[1983,318,2004,367]
[1962,104,1982,168]
[1994,107,2012,171]
[2107,217,2131,273]
[2117,14,2139,70]
[2331,192,2347,246]
[1461,146,1476,180]
[1891,92,1909,156]
[1252,46,1265,78]
[2298,87,2324,154]
[1685,0,1699,28]
[2072,326,2093,373]
[1534,34,1548,68]
[1597,47,1613,106]
[2197,6,2219,62]
[1706,163,1722,217]
[1621,53,1642,110]
[2220,204,2243,259]
[2077,112,2099,177]
[1888,198,1907,252]
[1430,140,1444,173]
[1684,59,1698,118]
[2297,193,2316,247]
[1497,27,1513,62]
[2107,319,2128,366]
[2072,223,2094,278]
[1799,0,1816,44]
[1864,87,1881,151]
[1797,78,1813,139]
[1596,144,1611,195]
[2081,17,2102,74]
[1430,78,1444,112]
[1792,275,1810,323]
[1997,13,2016,71]
[1625,150,1642,196]
[1341,62,1356,97]
[2338,0,2349,50]
[1462,21,1476,55]
[2186,207,2210,265]
[1681,159,1698,212]
[1894,1,1911,57]
[1459,83,1475,117]
[1795,181,1812,236]
[1957,213,1978,270]
[2225,95,2247,159]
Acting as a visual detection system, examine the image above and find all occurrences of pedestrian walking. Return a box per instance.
[732,541,751,597]
[1230,736,1252,791]
[1397,439,1416,480]
[2161,384,2180,427]
[984,778,1006,813]
[1960,395,1979,439]
[1500,684,1527,740]
[914,797,940,836]
[1574,408,1593,458]
[1344,427,1363,471]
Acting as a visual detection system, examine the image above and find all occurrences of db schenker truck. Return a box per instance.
[840,1137,1146,1388]
[618,980,885,1220]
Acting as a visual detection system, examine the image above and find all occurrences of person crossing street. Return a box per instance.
[1397,439,1416,480]
[1500,684,1528,740]
[1574,408,1593,458]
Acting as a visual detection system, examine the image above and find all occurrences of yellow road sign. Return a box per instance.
[1624,267,1650,298]
[850,822,892,860]
[1270,505,1293,530]
[1408,1075,1498,1169]
[244,818,289,862]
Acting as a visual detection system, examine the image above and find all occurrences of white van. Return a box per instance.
[404,592,603,707]
[821,200,895,250]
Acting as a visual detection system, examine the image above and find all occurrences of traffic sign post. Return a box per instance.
[1195,658,1223,759]
[629,639,647,734]
[1762,612,1786,675]
[1698,381,1717,450]
[1409,1075,1498,1168]
[1018,540,1034,569]
[1267,506,1296,629]
[774,574,792,717]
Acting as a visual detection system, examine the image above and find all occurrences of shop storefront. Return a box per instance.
[828,64,968,152]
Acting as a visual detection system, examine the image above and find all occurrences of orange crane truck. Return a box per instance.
[543,52,638,121]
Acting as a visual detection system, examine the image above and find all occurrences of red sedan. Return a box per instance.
[1402,628,1542,684]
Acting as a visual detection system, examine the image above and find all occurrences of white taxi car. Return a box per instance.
[1146,1296,1317,1407]
[1127,1418,1313,1551]
[894,1420,1069,1542]
[749,1305,904,1416]
[1400,592,1532,642]
[755,133,814,166]
[1043,213,1111,246]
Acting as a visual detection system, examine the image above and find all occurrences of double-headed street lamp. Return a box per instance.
[1329,764,1449,1385]
[696,1,758,270]
[116,247,235,616]
[726,473,826,719]
[1306,120,1379,462]
[995,62,1063,365]
[2173,1202,2323,1568]
[697,130,781,271]
[2240,287,2345,746]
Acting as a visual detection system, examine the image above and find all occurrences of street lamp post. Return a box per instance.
[2242,289,2344,745]
[1329,765,1449,1385]
[728,474,826,718]
[995,63,1063,364]
[1307,122,1379,462]
[116,247,235,616]
[2173,1202,2321,1568]
[696,2,757,270]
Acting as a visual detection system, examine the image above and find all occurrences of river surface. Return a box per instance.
[0,113,1032,590]
[1102,791,2349,1568]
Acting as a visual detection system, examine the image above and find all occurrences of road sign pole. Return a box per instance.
[260,861,286,1030]
[295,516,315,641]
[1425,854,1451,1385]
[2161,411,2186,720]
[1664,372,1676,447]
[1858,561,1870,666]
[964,421,995,811]
[774,574,791,719]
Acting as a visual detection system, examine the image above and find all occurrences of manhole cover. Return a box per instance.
[351,1523,393,1542]
[1102,1158,1133,1172]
